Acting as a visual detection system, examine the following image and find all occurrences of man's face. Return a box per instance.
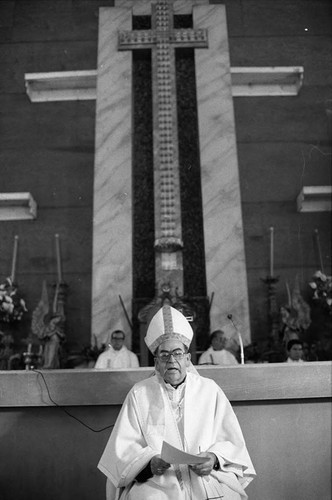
[110,333,125,351]
[211,332,226,351]
[155,339,190,386]
[288,344,303,361]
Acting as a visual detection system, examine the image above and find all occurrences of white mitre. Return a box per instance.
[145,305,194,354]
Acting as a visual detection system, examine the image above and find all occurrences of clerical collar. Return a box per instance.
[164,376,187,389]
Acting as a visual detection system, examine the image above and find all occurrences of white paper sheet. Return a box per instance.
[161,441,210,465]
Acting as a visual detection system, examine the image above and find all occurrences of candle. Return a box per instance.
[269,227,274,277]
[55,234,63,283]
[10,235,19,283]
[285,281,292,308]
[27,343,32,354]
[314,229,324,273]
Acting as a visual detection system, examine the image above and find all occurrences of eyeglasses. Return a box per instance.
[157,349,186,362]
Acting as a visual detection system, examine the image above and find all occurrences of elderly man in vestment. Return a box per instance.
[98,305,255,499]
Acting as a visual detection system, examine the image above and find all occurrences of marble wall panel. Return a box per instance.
[92,7,133,347]
[194,4,251,342]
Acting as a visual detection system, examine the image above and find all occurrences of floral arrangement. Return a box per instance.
[309,271,332,314]
[0,277,28,323]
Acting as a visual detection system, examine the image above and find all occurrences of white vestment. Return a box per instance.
[199,347,239,366]
[98,371,255,499]
[94,345,139,369]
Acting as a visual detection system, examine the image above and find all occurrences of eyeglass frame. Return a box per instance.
[155,349,188,363]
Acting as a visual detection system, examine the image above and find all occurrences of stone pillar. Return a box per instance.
[92,7,133,347]
[194,4,251,342]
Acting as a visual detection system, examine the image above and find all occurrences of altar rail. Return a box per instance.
[1,362,331,406]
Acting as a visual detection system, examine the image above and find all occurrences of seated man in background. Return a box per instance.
[94,329,139,369]
[307,342,319,362]
[98,305,255,499]
[198,329,239,365]
[286,339,304,363]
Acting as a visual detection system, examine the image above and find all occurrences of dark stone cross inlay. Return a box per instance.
[119,0,208,297]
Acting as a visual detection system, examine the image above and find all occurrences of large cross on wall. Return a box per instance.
[23,0,310,350]
[118,1,210,299]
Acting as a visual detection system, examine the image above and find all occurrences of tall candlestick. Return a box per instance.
[10,235,19,283]
[55,234,63,283]
[285,281,292,308]
[269,227,274,277]
[53,282,59,314]
[314,229,324,273]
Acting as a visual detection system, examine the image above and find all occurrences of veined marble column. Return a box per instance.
[92,8,133,347]
[194,4,251,342]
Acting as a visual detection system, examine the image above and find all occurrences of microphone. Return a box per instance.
[227,314,245,365]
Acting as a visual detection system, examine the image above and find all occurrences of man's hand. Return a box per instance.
[150,455,171,476]
[189,452,217,476]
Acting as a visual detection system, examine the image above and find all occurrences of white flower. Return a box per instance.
[2,302,14,313]
[0,277,28,322]
[313,270,327,281]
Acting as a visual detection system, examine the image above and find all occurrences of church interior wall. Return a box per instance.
[0,0,331,356]
[1,3,331,499]
[226,0,332,342]
[0,0,108,352]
